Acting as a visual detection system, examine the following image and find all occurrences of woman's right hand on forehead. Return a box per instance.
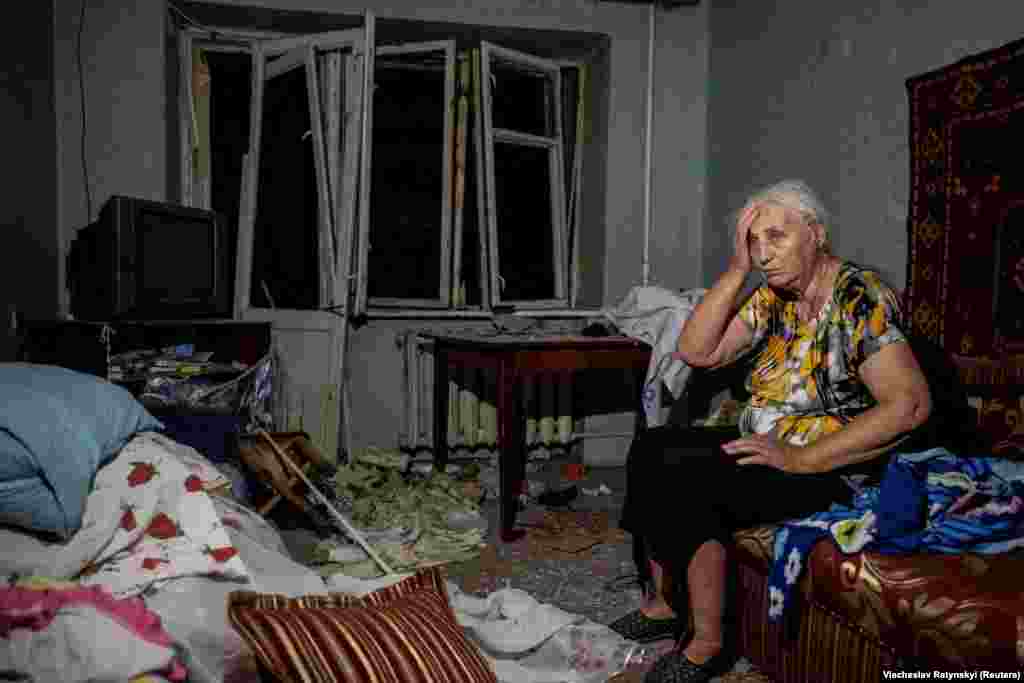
[729,203,757,275]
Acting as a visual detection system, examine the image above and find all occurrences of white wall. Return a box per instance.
[704,0,1024,290]
[51,0,709,459]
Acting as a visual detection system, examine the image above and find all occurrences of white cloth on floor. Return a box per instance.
[448,583,643,683]
[325,571,411,595]
[602,285,707,426]
[449,584,579,654]
[326,574,641,683]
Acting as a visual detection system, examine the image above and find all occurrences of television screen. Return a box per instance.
[139,208,216,301]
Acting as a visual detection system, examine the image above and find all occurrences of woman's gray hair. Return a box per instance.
[744,179,831,250]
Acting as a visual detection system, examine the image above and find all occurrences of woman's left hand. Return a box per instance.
[721,434,799,472]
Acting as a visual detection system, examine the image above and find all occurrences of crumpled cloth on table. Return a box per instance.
[602,286,706,426]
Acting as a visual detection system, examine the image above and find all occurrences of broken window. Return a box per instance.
[357,41,456,309]
[480,42,567,307]
[173,8,604,315]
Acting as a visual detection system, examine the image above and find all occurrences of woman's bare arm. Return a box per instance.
[724,341,932,473]
[677,204,757,368]
[727,341,931,473]
[795,341,931,472]
[677,292,754,369]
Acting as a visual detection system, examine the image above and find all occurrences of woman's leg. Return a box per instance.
[682,539,726,663]
[646,451,854,668]
[612,426,724,641]
[619,425,698,599]
[642,556,676,618]
[614,427,739,642]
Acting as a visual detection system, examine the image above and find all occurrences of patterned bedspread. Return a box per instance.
[768,448,1024,621]
[0,433,263,682]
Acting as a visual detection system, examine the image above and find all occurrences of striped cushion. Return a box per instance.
[227,568,496,683]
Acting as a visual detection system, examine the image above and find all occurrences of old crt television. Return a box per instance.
[68,196,233,320]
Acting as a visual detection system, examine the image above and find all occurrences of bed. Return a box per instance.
[0,362,329,682]
[1,361,653,683]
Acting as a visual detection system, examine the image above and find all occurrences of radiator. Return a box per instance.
[398,332,576,456]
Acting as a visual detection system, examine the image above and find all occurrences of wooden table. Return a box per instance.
[421,333,651,542]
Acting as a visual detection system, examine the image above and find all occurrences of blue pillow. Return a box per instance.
[0,430,68,535]
[0,363,163,539]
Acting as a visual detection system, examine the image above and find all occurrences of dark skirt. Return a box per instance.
[619,425,853,615]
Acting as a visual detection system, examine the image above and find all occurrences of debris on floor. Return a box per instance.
[537,484,579,508]
[297,446,487,578]
[523,509,629,559]
[581,483,614,497]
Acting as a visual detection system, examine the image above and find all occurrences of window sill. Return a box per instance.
[364,308,604,320]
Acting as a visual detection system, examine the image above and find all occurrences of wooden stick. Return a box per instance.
[256,429,397,576]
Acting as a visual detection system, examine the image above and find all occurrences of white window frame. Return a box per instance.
[558,59,587,309]
[173,14,376,461]
[353,40,457,313]
[449,50,491,310]
[236,28,367,317]
[178,20,591,320]
[479,41,568,310]
[178,29,284,213]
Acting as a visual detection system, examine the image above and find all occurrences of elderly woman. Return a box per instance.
[610,179,932,682]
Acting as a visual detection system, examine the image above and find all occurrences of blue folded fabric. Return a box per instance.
[0,431,67,535]
[767,449,1024,623]
[875,458,927,543]
[0,363,163,538]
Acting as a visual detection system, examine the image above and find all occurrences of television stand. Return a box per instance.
[19,318,274,464]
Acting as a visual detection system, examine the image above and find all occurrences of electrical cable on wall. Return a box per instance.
[597,0,699,286]
[77,0,91,220]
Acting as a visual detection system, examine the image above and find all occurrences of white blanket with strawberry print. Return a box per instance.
[48,431,251,597]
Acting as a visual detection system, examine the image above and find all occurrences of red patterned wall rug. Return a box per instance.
[906,36,1024,388]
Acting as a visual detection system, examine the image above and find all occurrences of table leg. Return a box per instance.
[433,344,449,473]
[496,360,526,542]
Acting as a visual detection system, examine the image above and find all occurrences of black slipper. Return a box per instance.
[643,648,734,683]
[607,609,684,644]
[537,485,579,507]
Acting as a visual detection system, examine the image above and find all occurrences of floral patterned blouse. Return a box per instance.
[737,261,908,447]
